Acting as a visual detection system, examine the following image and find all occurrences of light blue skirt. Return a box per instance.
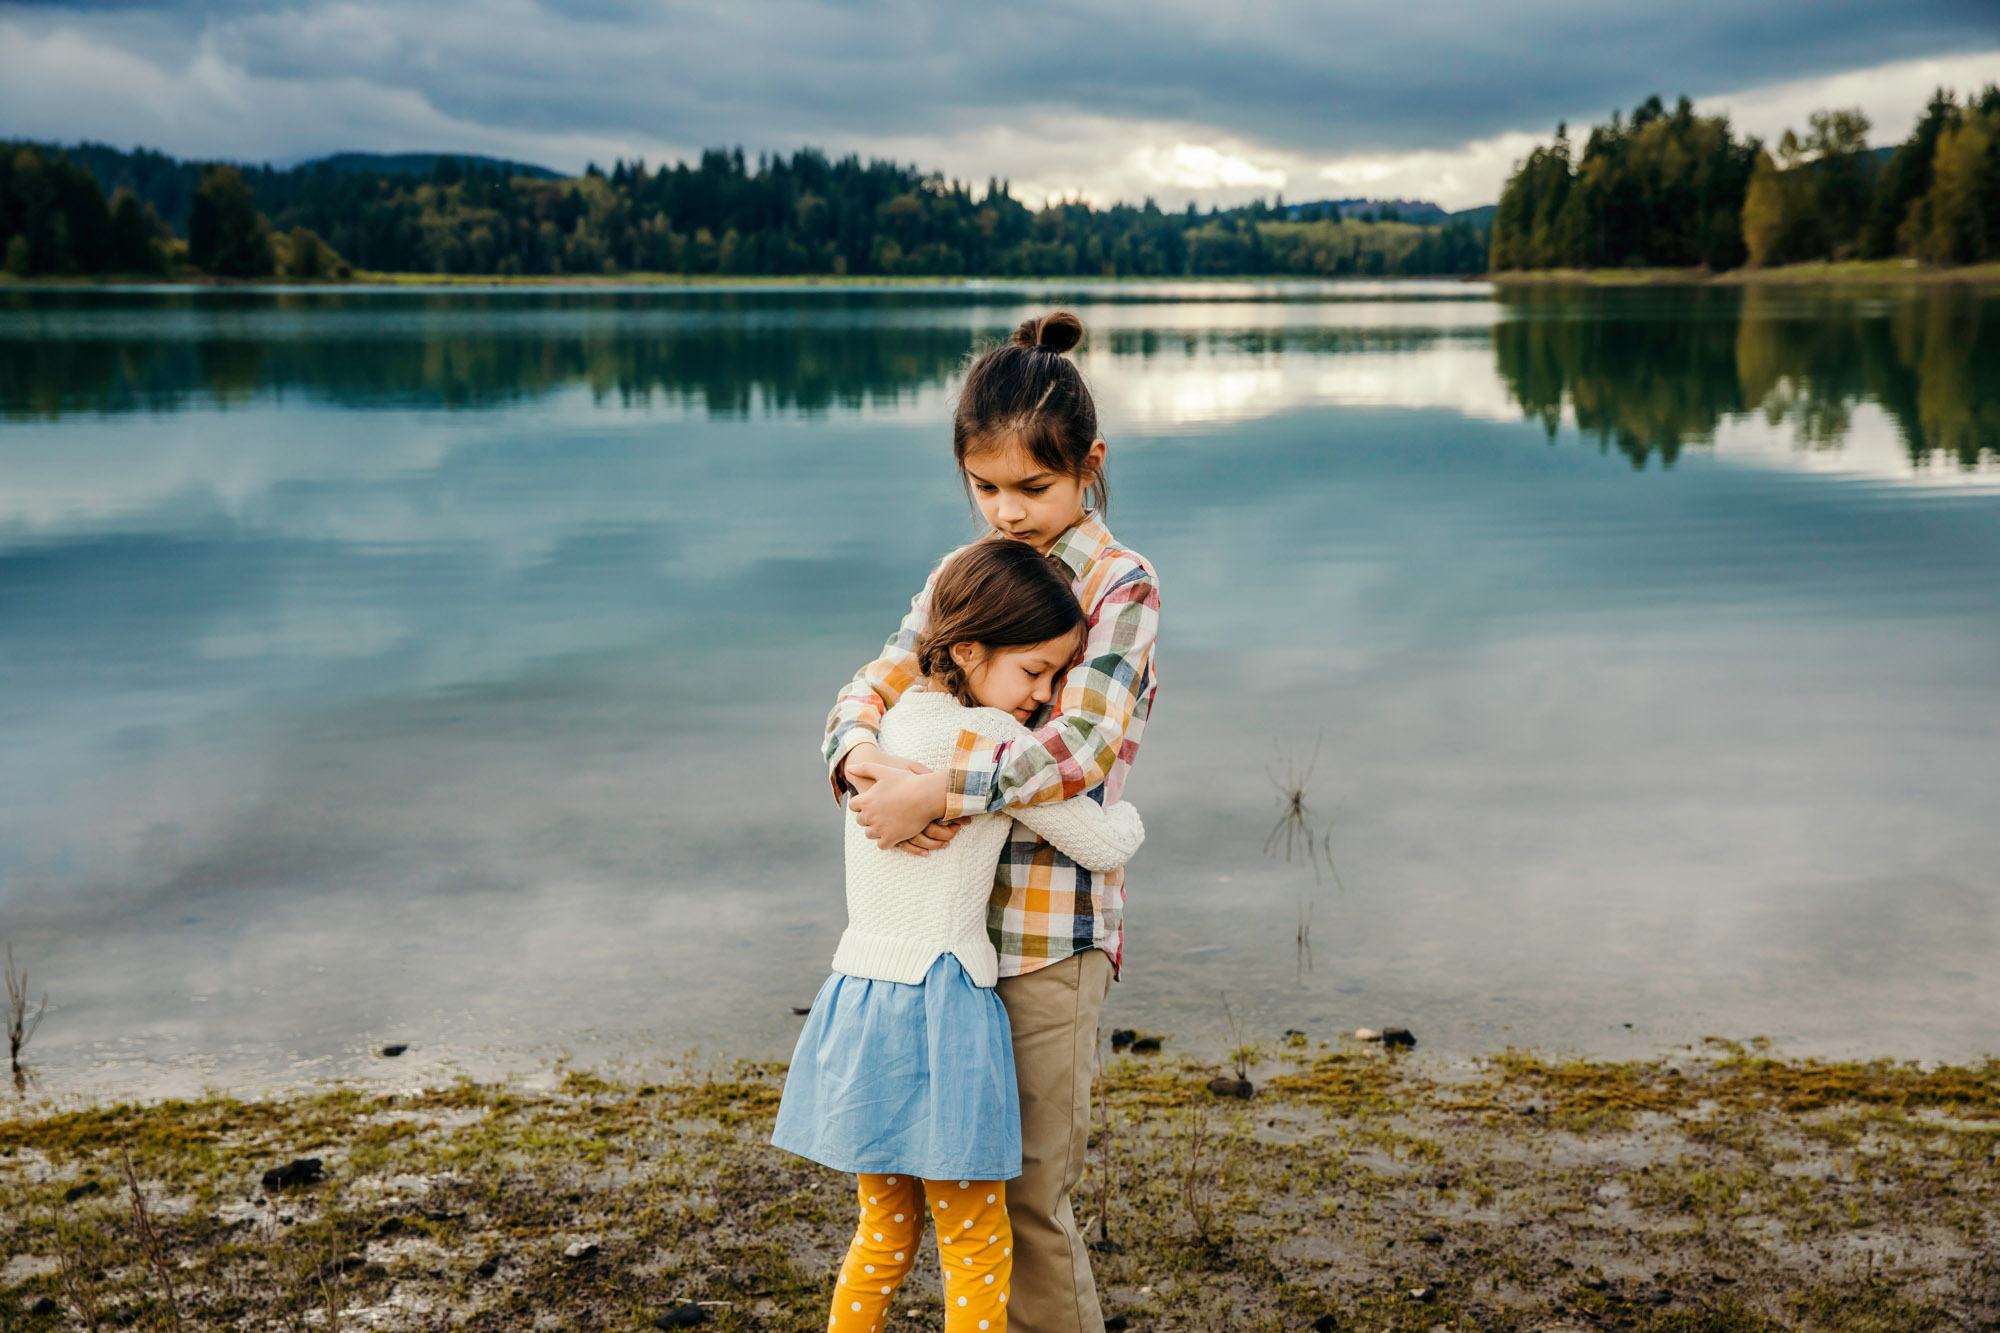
[771,953,1021,1181]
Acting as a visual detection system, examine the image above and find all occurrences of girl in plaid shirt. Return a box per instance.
[828,310,1161,1333]
[775,540,1146,1333]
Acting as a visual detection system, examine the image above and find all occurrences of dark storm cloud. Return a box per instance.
[5,0,1995,156]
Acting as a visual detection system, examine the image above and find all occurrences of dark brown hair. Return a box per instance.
[954,310,1107,513]
[914,539,1087,706]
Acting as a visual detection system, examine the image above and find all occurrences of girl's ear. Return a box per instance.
[949,641,980,670]
[1084,439,1108,505]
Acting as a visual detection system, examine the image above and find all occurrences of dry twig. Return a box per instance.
[1177,1105,1222,1245]
[119,1147,185,1333]
[1087,1026,1117,1245]
[319,1247,344,1333]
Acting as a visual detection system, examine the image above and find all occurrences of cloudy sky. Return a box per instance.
[2,1,1997,209]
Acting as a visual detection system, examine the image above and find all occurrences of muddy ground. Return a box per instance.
[2,1038,1995,1332]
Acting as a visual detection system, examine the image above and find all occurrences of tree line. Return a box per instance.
[4,141,1487,281]
[1491,87,2000,272]
[2,146,348,280]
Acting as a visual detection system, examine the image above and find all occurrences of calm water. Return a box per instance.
[3,281,1997,1098]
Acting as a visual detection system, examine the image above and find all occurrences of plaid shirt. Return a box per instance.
[824,512,1161,977]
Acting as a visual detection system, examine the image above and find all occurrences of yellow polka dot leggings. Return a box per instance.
[831,1173,1011,1333]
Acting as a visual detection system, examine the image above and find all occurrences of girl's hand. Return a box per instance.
[848,764,952,853]
[839,743,925,796]
[905,817,971,853]
[839,748,963,850]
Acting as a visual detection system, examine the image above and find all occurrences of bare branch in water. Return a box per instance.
[1264,734,1349,892]
[7,942,48,1086]
[1319,818,1347,896]
[1296,895,1313,983]
[1263,733,1322,868]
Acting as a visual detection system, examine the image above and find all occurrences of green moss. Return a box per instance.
[1261,1053,1399,1114]
[1790,1282,1953,1332]
[1100,1069,1198,1108]
[1644,1299,1786,1332]
[1713,1056,2000,1116]
[1485,1051,1688,1116]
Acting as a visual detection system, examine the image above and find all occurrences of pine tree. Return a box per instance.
[108,189,166,274]
[1863,91,1956,259]
[1742,151,1785,267]
[1912,108,1996,264]
[187,165,274,277]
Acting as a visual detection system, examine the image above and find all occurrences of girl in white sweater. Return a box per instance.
[773,539,1145,1333]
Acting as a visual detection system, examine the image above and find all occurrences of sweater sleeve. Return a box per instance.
[957,705,1145,871]
[1011,797,1146,873]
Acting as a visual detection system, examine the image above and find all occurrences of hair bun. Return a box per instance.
[1011,310,1084,355]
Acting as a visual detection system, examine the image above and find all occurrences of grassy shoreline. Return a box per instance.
[2,270,1427,290]
[1486,261,2000,288]
[3,1043,1994,1332]
[6,260,2000,290]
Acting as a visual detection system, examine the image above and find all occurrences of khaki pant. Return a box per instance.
[995,949,1114,1333]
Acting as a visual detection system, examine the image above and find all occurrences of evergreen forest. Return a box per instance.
[1,142,1486,281]
[6,84,1999,282]
[1489,88,2000,271]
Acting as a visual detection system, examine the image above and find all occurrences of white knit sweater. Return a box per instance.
[834,690,1145,988]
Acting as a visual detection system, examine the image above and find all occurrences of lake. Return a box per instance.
[3,280,1996,1099]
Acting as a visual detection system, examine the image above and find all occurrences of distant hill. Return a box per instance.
[1337,197,1450,224]
[1283,197,1494,227]
[36,141,570,235]
[295,152,562,180]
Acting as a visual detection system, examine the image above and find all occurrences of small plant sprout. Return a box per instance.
[7,941,47,1089]
[1221,991,1250,1082]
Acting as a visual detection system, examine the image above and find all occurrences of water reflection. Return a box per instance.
[6,286,1996,480]
[0,292,981,417]
[1494,286,2000,471]
[3,282,1998,1097]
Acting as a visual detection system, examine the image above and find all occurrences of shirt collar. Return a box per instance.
[1040,509,1113,581]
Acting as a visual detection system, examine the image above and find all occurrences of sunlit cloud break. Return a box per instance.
[0,2,1994,213]
[1313,50,2000,211]
[1132,144,1288,194]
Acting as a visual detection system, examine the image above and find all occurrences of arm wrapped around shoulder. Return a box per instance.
[1011,796,1145,873]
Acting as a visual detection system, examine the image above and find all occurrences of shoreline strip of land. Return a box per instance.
[5,260,2000,290]
[4,1042,1994,1332]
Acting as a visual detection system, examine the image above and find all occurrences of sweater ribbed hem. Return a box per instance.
[832,929,999,989]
